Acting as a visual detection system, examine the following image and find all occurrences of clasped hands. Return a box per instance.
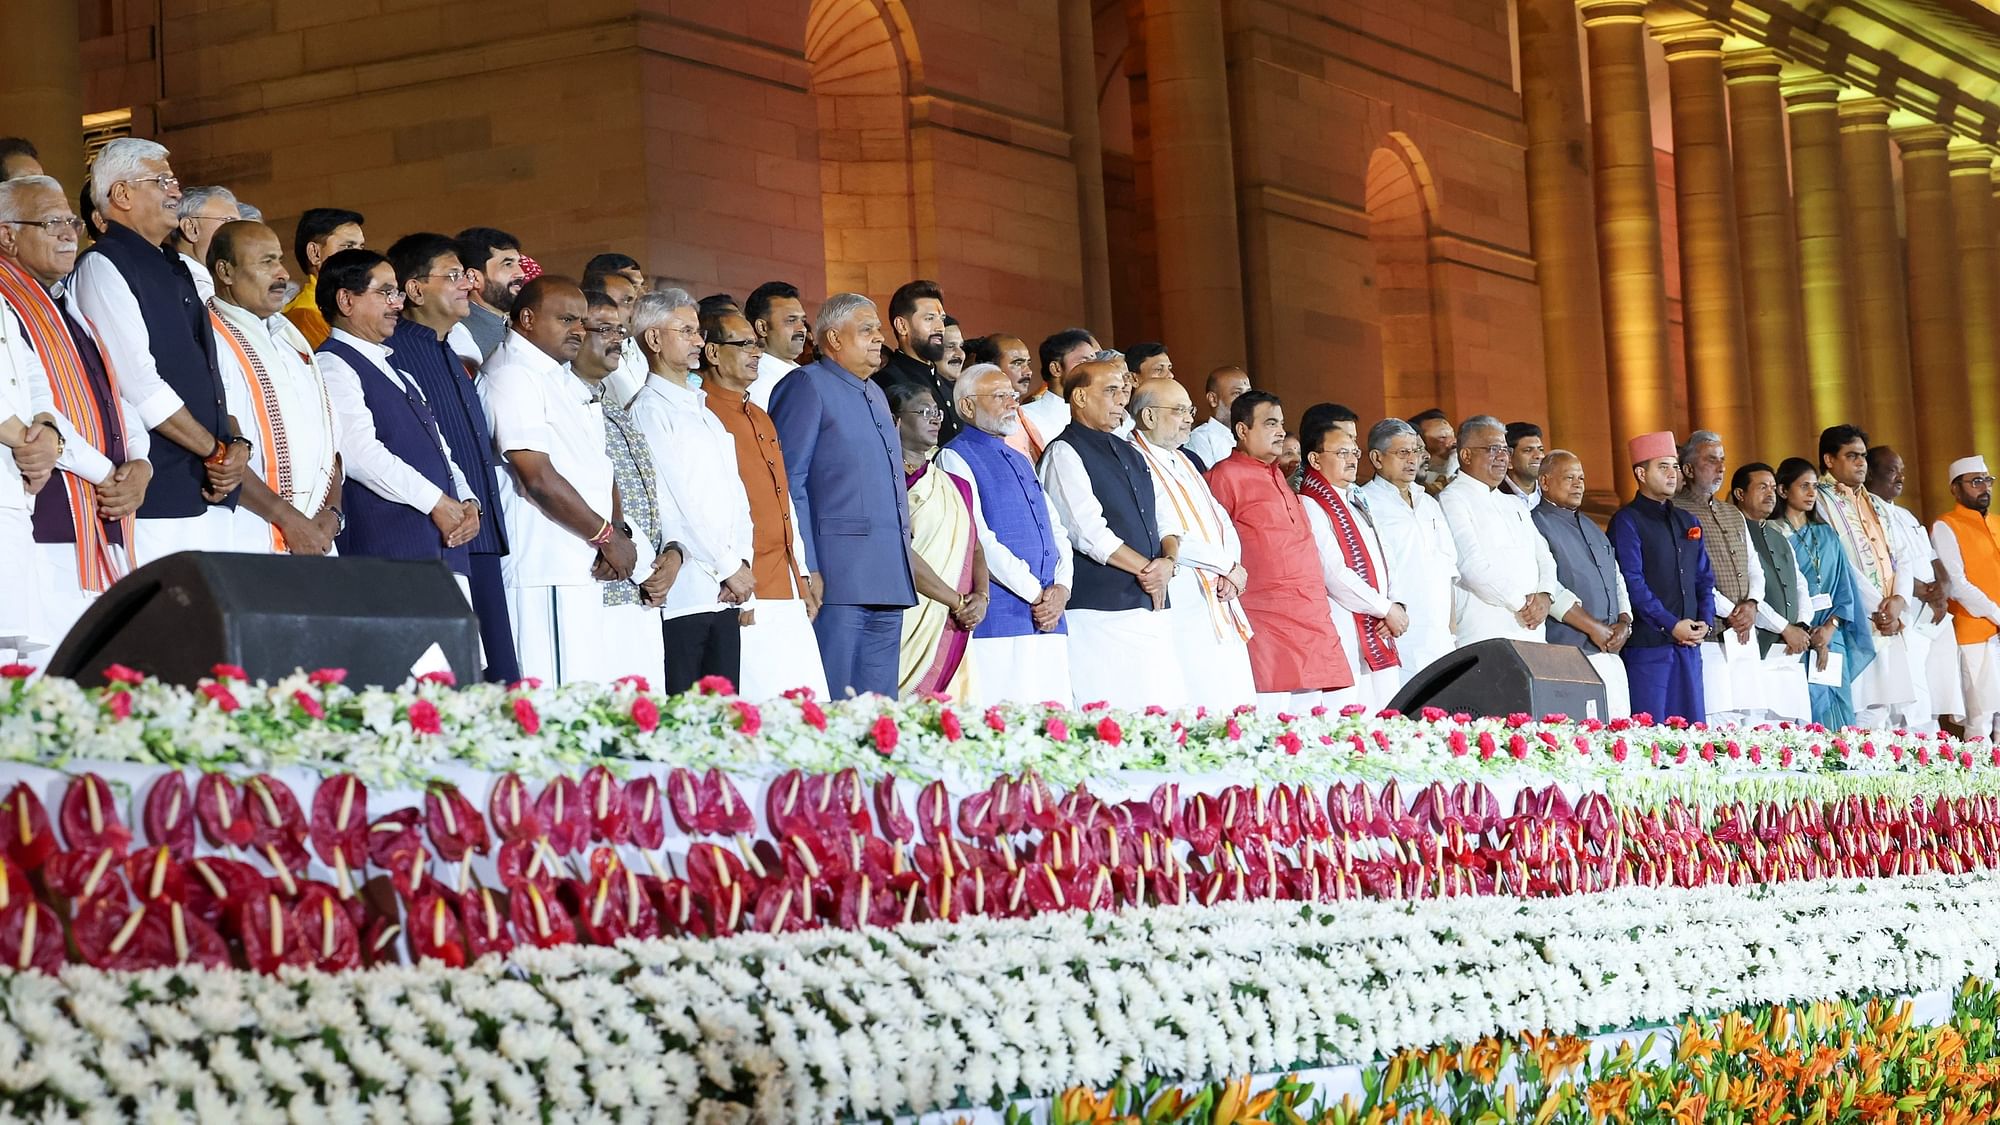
[429,496,482,550]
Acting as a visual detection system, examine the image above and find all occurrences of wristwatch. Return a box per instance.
[329,507,347,535]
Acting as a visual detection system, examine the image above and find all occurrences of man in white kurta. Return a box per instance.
[1017,329,1096,451]
[1356,418,1458,683]
[481,279,632,685]
[745,282,811,412]
[0,290,58,659]
[628,290,757,694]
[207,222,342,557]
[1298,423,1403,711]
[1868,446,1957,733]
[1183,365,1250,469]
[1438,416,1574,647]
[934,364,1075,707]
[1121,378,1254,711]
[1819,427,1918,730]
[1932,456,2000,740]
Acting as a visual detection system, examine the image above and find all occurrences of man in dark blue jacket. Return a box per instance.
[1609,430,1714,722]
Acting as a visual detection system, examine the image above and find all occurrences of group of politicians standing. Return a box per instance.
[4,135,2000,734]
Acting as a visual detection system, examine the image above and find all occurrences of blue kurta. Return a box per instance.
[1608,495,1714,722]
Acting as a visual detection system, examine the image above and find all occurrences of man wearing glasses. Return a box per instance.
[1816,423,1917,730]
[0,173,151,664]
[385,232,518,683]
[628,289,753,693]
[167,186,240,302]
[314,249,481,599]
[1357,418,1459,682]
[1437,414,1575,649]
[701,305,827,701]
[1932,457,2000,741]
[71,138,248,562]
[1298,410,1405,713]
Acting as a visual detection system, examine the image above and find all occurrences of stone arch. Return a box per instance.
[1365,134,1454,419]
[805,0,931,298]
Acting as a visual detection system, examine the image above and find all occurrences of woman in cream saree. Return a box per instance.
[889,383,989,700]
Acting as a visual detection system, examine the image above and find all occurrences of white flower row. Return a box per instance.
[7,871,2000,1122]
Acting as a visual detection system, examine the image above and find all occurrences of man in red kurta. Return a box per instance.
[1205,390,1353,709]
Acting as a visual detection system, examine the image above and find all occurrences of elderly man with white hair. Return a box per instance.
[934,362,1075,706]
[168,185,239,301]
[70,138,249,562]
[1122,374,1254,710]
[1438,413,1574,647]
[768,292,918,698]
[1356,417,1458,681]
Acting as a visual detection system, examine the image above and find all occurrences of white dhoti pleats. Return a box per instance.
[965,633,1073,709]
[25,542,133,672]
[511,585,658,687]
[1165,588,1256,713]
[1067,608,1183,711]
[738,599,830,702]
[1585,651,1632,721]
[134,508,241,566]
[1957,637,2000,740]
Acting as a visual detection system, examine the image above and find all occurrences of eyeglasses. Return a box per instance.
[969,390,1020,403]
[1466,444,1510,457]
[1382,445,1425,459]
[587,324,629,340]
[420,269,467,284]
[121,175,180,193]
[710,338,761,352]
[2,217,84,236]
[668,325,701,340]
[1322,448,1363,461]
[363,285,405,305]
[902,407,945,421]
[1147,404,1196,417]
[1966,476,1997,487]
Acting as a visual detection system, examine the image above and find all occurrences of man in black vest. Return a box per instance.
[1037,357,1181,709]
[1730,460,1815,724]
[71,138,248,560]
[873,279,959,442]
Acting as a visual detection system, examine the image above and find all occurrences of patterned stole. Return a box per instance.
[1126,433,1253,644]
[1825,483,1895,595]
[0,258,129,591]
[1299,468,1399,671]
[211,302,307,551]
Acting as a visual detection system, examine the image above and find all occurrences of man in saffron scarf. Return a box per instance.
[888,381,986,699]
[0,174,149,661]
[1206,389,1352,711]
[1125,376,1255,711]
[1817,425,1917,730]
[1297,407,1402,712]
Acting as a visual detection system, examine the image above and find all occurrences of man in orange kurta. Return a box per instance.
[1204,390,1353,710]
[1933,455,2000,740]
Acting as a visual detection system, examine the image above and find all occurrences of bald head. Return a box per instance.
[1538,448,1586,510]
[513,275,587,364]
[1131,376,1194,449]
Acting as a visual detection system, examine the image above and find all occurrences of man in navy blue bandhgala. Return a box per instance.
[1608,429,1714,722]
[768,292,917,698]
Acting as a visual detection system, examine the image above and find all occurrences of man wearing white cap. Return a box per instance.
[1608,430,1714,721]
[1931,456,2000,740]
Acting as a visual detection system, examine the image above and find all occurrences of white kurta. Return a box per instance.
[1822,484,1917,722]
[1357,476,1458,682]
[1931,518,2000,736]
[1038,435,1184,710]
[933,444,1075,709]
[481,331,620,685]
[210,298,341,556]
[1303,489,1399,711]
[1017,391,1072,446]
[1698,519,1770,723]
[1883,501,1957,729]
[626,372,753,621]
[1437,474,1574,646]
[747,351,797,412]
[739,598,832,702]
[0,303,51,653]
[1183,416,1233,470]
[1124,434,1256,712]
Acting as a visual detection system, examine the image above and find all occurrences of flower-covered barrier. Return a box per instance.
[12,667,2000,1119]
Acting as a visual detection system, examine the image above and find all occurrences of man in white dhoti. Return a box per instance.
[1671,430,1773,726]
[1296,413,1404,711]
[1119,377,1254,711]
[1726,462,1814,725]
[1038,359,1183,710]
[1868,446,1957,734]
[1438,415,1574,646]
[0,258,60,661]
[1818,424,1918,730]
[1930,456,2000,740]
[481,276,636,686]
[207,221,343,557]
[934,364,1076,707]
[1356,418,1458,683]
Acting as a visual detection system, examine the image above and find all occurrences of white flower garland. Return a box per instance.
[6,871,2000,1121]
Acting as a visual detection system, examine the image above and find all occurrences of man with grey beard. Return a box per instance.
[934,363,1074,706]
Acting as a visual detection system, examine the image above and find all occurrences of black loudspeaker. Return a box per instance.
[1385,638,1609,721]
[47,552,481,688]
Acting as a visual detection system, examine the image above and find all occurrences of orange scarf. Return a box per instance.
[0,258,129,592]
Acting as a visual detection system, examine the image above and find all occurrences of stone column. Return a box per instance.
[1896,125,1967,516]
[1579,0,1673,487]
[1950,145,2000,462]
[1516,0,1614,505]
[1656,23,1754,455]
[1059,0,1116,342]
[0,0,85,197]
[1141,0,1247,378]
[1723,50,1811,466]
[1839,99,1917,461]
[1783,78,1858,432]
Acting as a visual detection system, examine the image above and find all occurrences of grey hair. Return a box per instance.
[175,185,237,221]
[236,201,263,221]
[1366,416,1419,454]
[1678,429,1722,465]
[90,138,170,213]
[1456,413,1503,449]
[954,362,1003,404]
[1127,378,1181,417]
[1092,349,1124,364]
[0,175,65,222]
[631,288,695,344]
[814,292,875,343]
[1538,448,1580,479]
